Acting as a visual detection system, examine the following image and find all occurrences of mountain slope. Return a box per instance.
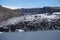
[15,7,60,15]
[0,5,21,22]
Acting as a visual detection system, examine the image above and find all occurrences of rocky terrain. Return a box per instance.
[0,5,60,32]
[0,5,21,22]
[15,6,60,15]
[0,5,60,22]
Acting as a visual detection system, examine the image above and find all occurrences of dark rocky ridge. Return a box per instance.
[15,6,60,15]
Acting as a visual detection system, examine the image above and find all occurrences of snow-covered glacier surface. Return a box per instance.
[0,30,60,40]
[0,13,60,27]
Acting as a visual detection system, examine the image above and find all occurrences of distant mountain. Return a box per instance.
[0,5,21,22]
[15,7,60,15]
[0,5,60,21]
[43,7,60,12]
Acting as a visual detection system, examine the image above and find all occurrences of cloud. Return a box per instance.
[2,5,35,10]
[2,5,28,9]
[2,5,23,9]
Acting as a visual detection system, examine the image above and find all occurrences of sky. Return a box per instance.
[0,0,60,9]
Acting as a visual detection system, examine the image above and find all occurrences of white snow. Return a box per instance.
[0,32,3,34]
[15,29,24,32]
[0,13,60,27]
